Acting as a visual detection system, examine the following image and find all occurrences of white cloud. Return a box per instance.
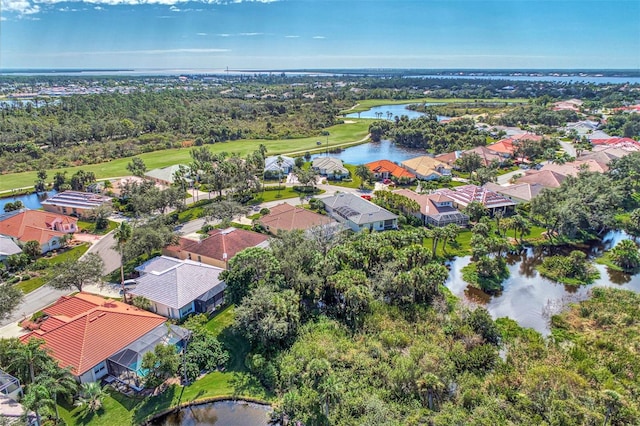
[45,48,231,57]
[94,5,102,9]
[312,36,325,39]
[2,0,278,16]
[197,32,207,36]
[239,32,262,36]
[285,35,299,38]
[0,16,6,20]
[216,33,230,37]
[169,4,180,11]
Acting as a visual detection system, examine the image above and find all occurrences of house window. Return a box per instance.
[197,256,202,263]
[187,253,192,260]
[179,303,194,317]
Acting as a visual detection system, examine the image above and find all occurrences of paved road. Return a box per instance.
[559,140,577,157]
[0,286,70,328]
[85,231,120,275]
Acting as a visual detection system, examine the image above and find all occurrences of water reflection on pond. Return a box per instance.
[154,401,273,426]
[445,232,640,335]
[0,190,57,212]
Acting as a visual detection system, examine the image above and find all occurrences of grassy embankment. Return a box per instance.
[58,305,269,426]
[0,119,371,193]
[15,243,89,294]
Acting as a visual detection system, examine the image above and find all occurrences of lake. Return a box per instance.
[311,139,425,165]
[154,400,273,426]
[445,231,640,335]
[345,102,449,121]
[0,190,57,212]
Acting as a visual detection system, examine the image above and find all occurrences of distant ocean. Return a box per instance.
[1,69,639,84]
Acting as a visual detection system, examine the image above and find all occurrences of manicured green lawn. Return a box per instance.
[253,187,325,204]
[57,305,269,426]
[77,219,118,235]
[15,243,90,294]
[0,120,371,192]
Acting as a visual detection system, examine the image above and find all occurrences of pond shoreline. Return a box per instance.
[144,396,272,425]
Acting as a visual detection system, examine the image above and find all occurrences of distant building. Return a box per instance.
[258,203,334,234]
[133,256,226,319]
[393,189,469,227]
[515,170,567,188]
[163,227,269,269]
[312,157,349,179]
[401,156,452,180]
[0,210,78,254]
[144,165,192,186]
[321,193,398,232]
[365,160,416,181]
[41,191,112,218]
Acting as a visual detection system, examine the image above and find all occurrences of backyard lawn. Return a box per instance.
[77,219,118,235]
[58,305,269,426]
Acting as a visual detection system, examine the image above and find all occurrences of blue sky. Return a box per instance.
[1,0,639,70]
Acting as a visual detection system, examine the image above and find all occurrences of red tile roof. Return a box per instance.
[166,228,269,262]
[258,203,333,233]
[21,293,166,376]
[365,160,416,179]
[487,140,515,155]
[0,210,77,245]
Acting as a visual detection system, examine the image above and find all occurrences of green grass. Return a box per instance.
[15,243,90,294]
[77,219,118,235]
[0,120,371,193]
[595,252,625,272]
[177,199,214,223]
[253,187,325,204]
[57,305,269,426]
[326,164,373,190]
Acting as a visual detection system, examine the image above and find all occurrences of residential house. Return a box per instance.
[515,170,567,188]
[312,157,349,179]
[41,191,112,218]
[485,140,515,157]
[258,203,334,234]
[484,182,545,204]
[144,164,192,187]
[0,370,21,400]
[434,185,516,216]
[321,193,398,232]
[20,293,188,385]
[0,210,77,254]
[579,146,634,164]
[539,159,608,176]
[434,151,463,167]
[163,227,269,269]
[589,137,640,150]
[365,160,416,181]
[552,99,583,112]
[393,189,469,227]
[563,120,600,136]
[0,235,22,261]
[132,256,226,319]
[401,156,452,180]
[586,130,613,141]
[460,146,505,167]
[264,155,296,178]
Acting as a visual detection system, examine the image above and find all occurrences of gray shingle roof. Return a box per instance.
[321,193,398,224]
[0,235,22,257]
[131,256,226,310]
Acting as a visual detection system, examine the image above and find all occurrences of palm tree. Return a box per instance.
[9,338,51,385]
[430,227,446,257]
[22,381,55,426]
[354,165,372,189]
[75,382,108,413]
[610,239,640,271]
[113,221,133,299]
[441,224,460,254]
[510,214,531,243]
[37,365,77,421]
[417,373,445,411]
